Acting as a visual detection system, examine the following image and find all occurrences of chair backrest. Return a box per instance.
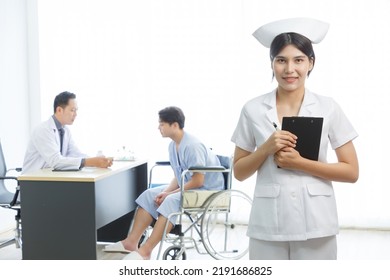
[216,155,232,190]
[217,155,231,169]
[0,140,14,203]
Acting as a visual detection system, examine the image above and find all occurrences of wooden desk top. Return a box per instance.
[18,159,147,182]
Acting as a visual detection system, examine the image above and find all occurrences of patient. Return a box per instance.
[104,106,224,260]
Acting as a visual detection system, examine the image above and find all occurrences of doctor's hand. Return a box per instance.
[85,156,114,168]
[274,147,303,169]
[263,130,297,155]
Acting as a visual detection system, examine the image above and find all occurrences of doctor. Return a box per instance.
[22,91,113,173]
[231,18,359,259]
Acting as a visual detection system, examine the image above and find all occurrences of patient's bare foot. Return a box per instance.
[121,240,138,252]
[137,247,151,260]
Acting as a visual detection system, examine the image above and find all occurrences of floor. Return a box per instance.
[1,227,390,260]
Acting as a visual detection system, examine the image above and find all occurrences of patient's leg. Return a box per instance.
[137,215,173,260]
[121,207,153,251]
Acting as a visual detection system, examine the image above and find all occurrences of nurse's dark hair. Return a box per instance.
[158,106,185,129]
[54,91,76,113]
[270,32,315,76]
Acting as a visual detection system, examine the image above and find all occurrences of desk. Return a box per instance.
[18,160,147,260]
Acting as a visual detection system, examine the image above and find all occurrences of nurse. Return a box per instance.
[231,18,359,259]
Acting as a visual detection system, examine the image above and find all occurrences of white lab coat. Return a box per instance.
[231,89,358,241]
[22,117,86,173]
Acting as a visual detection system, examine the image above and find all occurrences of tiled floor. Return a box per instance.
[1,228,390,260]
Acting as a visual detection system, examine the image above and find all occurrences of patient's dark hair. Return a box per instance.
[270,32,315,76]
[54,91,76,113]
[158,106,185,129]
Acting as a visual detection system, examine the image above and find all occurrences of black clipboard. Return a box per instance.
[281,117,323,161]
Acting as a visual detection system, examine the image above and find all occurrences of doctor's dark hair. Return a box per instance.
[158,106,185,129]
[53,91,76,113]
[270,32,315,76]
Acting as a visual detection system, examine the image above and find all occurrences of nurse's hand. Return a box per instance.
[274,147,303,169]
[264,130,297,155]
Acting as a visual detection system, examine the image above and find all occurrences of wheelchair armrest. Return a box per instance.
[155,161,171,166]
[188,166,226,171]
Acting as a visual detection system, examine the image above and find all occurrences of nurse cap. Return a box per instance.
[252,17,329,48]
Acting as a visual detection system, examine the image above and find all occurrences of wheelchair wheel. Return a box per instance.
[162,245,187,260]
[200,189,252,260]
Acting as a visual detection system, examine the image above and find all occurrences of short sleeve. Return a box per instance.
[183,143,207,168]
[231,105,257,152]
[328,100,358,149]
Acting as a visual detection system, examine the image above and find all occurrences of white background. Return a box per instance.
[1,0,389,231]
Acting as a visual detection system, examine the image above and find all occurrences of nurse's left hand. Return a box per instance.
[274,147,303,169]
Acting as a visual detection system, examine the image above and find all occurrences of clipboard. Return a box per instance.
[281,117,323,161]
[52,168,81,172]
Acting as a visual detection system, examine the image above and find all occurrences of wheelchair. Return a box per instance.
[146,155,252,260]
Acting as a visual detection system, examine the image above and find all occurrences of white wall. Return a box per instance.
[0,0,39,231]
[0,0,28,230]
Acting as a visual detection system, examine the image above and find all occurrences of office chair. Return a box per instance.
[0,140,22,249]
